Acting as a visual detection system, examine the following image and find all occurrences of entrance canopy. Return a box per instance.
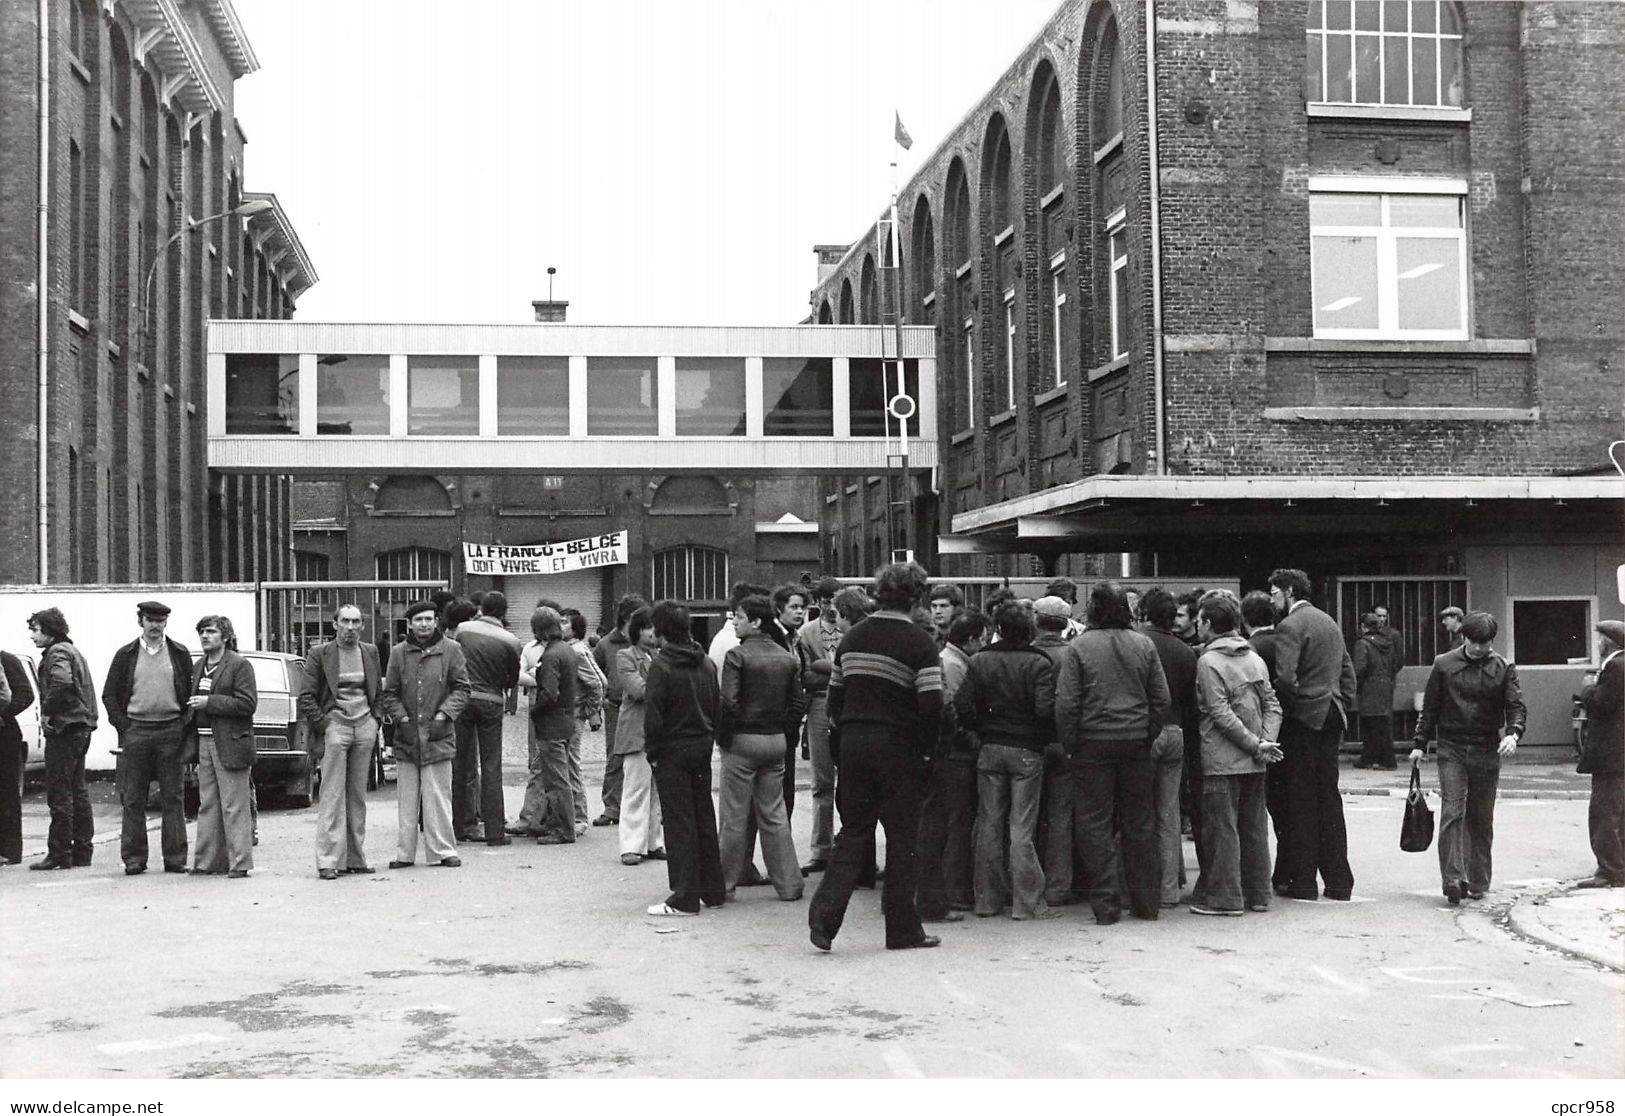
[942,473,1624,554]
[208,321,936,474]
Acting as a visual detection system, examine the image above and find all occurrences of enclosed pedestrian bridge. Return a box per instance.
[207,321,936,474]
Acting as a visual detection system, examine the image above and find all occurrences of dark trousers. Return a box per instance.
[809,728,927,948]
[1437,750,1498,893]
[1266,761,1291,889]
[0,733,23,861]
[783,732,798,820]
[117,719,188,869]
[1071,741,1160,921]
[1275,711,1354,897]
[455,699,506,839]
[651,739,724,912]
[1359,713,1396,768]
[915,757,976,918]
[600,703,623,818]
[45,726,93,863]
[1589,772,1625,884]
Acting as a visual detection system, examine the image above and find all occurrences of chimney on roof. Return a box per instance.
[814,244,846,286]
[532,299,568,322]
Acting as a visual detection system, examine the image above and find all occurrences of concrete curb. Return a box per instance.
[1506,887,1625,973]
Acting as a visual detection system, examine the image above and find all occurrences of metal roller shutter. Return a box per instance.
[500,568,606,640]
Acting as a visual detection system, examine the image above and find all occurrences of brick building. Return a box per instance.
[0,0,312,585]
[809,0,1623,742]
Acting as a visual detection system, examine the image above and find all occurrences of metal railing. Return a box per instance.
[258,580,450,657]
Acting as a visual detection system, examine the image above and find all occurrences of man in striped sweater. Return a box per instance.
[808,562,944,952]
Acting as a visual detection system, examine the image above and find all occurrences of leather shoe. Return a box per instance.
[592,814,618,827]
[164,864,186,874]
[886,935,941,950]
[922,910,966,923]
[800,859,828,877]
[318,868,339,880]
[503,825,536,837]
[486,835,512,847]
[29,858,70,871]
[1444,881,1463,905]
[436,857,462,868]
[1575,876,1619,889]
[1279,887,1319,901]
[644,847,667,860]
[227,870,249,878]
[1465,888,1485,900]
[388,860,413,869]
[536,834,571,845]
[809,928,833,952]
[345,866,376,875]
[124,864,147,876]
[1094,910,1122,926]
[1323,889,1352,901]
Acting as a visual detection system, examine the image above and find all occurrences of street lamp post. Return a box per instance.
[137,198,273,366]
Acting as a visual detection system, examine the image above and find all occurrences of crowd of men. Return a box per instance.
[1,565,1619,955]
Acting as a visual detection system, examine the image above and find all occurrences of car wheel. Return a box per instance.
[286,759,316,809]
[367,742,383,791]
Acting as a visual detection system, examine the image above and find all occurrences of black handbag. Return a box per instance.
[1400,761,1435,852]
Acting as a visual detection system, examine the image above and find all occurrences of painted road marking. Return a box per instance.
[1309,965,1371,995]
[1470,986,1571,1008]
[98,1033,225,1055]
[33,878,113,889]
[1251,1045,1390,1077]
[1380,965,1477,984]
[881,1045,924,1078]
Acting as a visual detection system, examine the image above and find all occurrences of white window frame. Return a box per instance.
[1307,0,1465,109]
[1308,178,1469,341]
[1106,207,1129,360]
[1049,250,1067,389]
[1002,288,1017,412]
[961,316,976,431]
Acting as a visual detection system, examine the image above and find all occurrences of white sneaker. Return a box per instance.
[645,902,698,917]
[575,822,589,836]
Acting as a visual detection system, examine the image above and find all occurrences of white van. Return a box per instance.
[9,652,43,778]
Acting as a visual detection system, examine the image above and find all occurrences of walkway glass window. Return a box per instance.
[675,358,746,436]
[316,354,389,435]
[498,356,569,436]
[849,358,920,437]
[762,357,833,436]
[587,357,658,436]
[408,356,479,435]
[225,353,299,434]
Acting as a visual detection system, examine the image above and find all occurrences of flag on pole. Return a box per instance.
[894,111,913,151]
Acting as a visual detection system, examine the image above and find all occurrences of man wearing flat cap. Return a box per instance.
[1577,620,1625,888]
[103,601,194,875]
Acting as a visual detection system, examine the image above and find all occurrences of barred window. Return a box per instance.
[651,545,729,604]
[375,546,452,584]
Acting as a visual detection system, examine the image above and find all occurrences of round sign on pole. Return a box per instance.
[888,393,916,421]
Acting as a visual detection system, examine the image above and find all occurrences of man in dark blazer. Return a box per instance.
[1267,569,1358,901]
[102,601,194,876]
[299,603,384,879]
[1578,621,1625,888]
[0,650,35,865]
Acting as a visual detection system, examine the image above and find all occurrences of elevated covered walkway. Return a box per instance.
[207,321,935,474]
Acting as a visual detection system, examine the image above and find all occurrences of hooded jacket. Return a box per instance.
[1196,634,1283,776]
[382,632,471,765]
[1352,630,1398,716]
[644,641,720,760]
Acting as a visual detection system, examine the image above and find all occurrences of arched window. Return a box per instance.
[839,278,855,323]
[1096,22,1124,143]
[1307,0,1464,107]
[860,254,878,324]
[651,545,729,603]
[1090,15,1131,364]
[911,196,935,324]
[982,115,1016,413]
[817,299,833,324]
[375,546,452,584]
[1029,63,1069,389]
[945,158,975,431]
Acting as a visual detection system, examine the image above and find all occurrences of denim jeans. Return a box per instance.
[454,697,506,839]
[1194,772,1272,911]
[315,714,377,870]
[1071,740,1160,921]
[600,703,623,819]
[1437,749,1499,893]
[533,733,577,843]
[44,727,93,863]
[805,693,834,861]
[1040,744,1076,904]
[117,719,188,870]
[1151,726,1185,905]
[717,732,801,898]
[974,743,1048,918]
